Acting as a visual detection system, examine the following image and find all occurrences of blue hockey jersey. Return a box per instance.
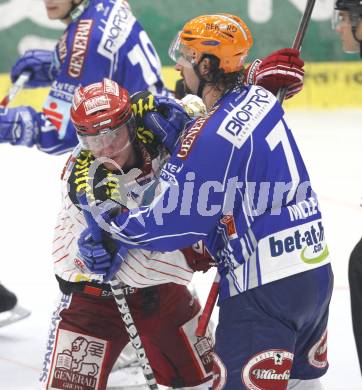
[34,0,167,155]
[108,84,331,301]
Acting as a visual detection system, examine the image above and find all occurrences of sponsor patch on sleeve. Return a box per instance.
[217,87,276,149]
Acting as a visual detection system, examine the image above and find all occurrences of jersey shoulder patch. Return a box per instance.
[96,0,137,60]
[216,86,280,149]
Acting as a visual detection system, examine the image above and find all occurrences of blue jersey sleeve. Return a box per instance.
[109,103,247,251]
[107,85,293,253]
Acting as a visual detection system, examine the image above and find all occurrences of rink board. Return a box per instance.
[0,62,361,110]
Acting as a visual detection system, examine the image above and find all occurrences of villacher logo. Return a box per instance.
[242,349,293,390]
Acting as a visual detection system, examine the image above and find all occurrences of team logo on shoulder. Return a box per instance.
[242,349,293,390]
[48,329,107,390]
[211,352,227,390]
[220,215,237,239]
[308,329,328,369]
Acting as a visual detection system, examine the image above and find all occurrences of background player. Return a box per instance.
[79,14,334,389]
[334,0,362,375]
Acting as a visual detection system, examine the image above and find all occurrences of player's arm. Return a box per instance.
[245,48,304,99]
[107,126,233,252]
[0,105,78,154]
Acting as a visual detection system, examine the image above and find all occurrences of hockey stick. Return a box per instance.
[277,0,316,103]
[196,0,317,337]
[195,272,219,337]
[0,72,31,107]
[77,192,159,390]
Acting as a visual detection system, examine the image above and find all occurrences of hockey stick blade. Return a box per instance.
[0,72,31,107]
[277,0,316,103]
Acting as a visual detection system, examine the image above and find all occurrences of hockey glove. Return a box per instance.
[11,50,59,88]
[143,96,193,153]
[132,91,192,153]
[181,241,216,273]
[0,106,39,146]
[131,91,158,146]
[77,227,127,282]
[245,48,304,99]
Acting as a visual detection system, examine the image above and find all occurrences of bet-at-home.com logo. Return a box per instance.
[269,221,329,264]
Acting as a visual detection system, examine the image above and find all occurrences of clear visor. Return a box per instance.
[77,120,135,154]
[332,10,350,30]
[168,32,198,68]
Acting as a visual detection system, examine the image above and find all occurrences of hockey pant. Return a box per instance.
[39,282,213,389]
[212,264,333,390]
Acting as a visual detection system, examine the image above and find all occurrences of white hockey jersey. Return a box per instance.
[53,144,195,287]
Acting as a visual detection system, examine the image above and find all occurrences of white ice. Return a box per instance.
[0,109,361,389]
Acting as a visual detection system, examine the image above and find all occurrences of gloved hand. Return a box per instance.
[245,48,304,99]
[181,241,216,273]
[0,106,38,146]
[144,95,192,153]
[132,91,192,153]
[11,50,59,88]
[131,90,158,146]
[77,227,127,282]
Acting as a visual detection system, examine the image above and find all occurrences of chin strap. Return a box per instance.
[62,0,90,22]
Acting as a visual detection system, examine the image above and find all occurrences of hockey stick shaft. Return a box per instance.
[0,72,31,107]
[195,274,219,337]
[277,0,316,103]
[77,192,159,390]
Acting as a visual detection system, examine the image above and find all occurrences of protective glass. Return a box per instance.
[168,32,197,68]
[77,119,135,153]
[332,10,351,30]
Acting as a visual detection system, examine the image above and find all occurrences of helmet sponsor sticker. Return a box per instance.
[103,78,119,96]
[84,95,110,115]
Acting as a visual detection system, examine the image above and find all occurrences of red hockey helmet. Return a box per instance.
[70,78,134,151]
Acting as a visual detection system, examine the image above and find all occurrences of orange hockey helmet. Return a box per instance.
[169,14,253,73]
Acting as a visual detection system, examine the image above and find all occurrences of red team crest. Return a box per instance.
[242,349,293,390]
[308,329,328,369]
[212,352,227,390]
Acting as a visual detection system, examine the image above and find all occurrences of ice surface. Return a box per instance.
[0,110,361,389]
